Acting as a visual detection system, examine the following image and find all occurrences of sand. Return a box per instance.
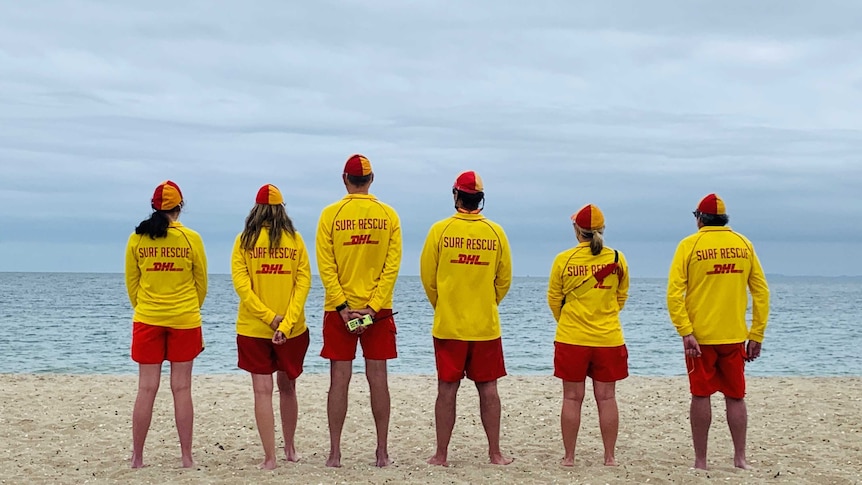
[0,373,860,484]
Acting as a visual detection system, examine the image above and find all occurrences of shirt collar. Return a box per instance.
[452,212,485,221]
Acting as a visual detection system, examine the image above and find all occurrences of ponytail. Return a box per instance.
[135,205,181,239]
[589,230,604,256]
[577,225,605,256]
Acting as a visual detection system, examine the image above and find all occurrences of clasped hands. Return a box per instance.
[270,315,288,345]
[339,306,377,335]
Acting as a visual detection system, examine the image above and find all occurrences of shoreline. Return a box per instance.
[1,374,860,484]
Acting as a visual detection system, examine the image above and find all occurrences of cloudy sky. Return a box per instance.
[1,1,860,277]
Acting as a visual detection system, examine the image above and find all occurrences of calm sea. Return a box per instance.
[0,273,859,376]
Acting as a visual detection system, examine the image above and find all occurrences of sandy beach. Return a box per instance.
[1,374,859,484]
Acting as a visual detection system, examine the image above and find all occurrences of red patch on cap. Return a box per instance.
[343,154,373,177]
[696,193,726,215]
[151,180,183,211]
[255,184,284,205]
[453,171,484,194]
[572,204,605,231]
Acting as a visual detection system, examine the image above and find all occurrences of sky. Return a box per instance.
[1,1,860,277]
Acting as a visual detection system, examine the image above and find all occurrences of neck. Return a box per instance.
[346,184,370,195]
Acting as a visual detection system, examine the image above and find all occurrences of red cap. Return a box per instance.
[571,204,605,231]
[343,154,373,176]
[453,171,484,194]
[696,193,726,215]
[151,181,183,211]
[255,184,284,205]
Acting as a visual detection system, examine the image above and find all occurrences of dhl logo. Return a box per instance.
[706,263,744,275]
[343,234,379,246]
[449,253,490,266]
[256,264,291,275]
[145,262,183,272]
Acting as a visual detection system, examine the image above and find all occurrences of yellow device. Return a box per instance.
[346,314,374,331]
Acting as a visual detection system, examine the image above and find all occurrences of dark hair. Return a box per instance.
[698,213,729,226]
[135,205,181,239]
[346,173,372,186]
[455,190,484,211]
[240,204,296,251]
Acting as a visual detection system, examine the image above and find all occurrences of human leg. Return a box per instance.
[593,380,619,466]
[365,359,392,466]
[476,380,514,465]
[250,373,276,469]
[726,397,750,469]
[169,360,195,468]
[427,379,460,466]
[690,395,711,469]
[326,360,352,467]
[276,371,299,462]
[560,380,585,466]
[131,363,162,468]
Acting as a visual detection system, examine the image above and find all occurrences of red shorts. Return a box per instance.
[131,322,204,364]
[320,309,397,361]
[686,343,746,399]
[554,342,629,382]
[433,337,507,383]
[237,330,310,379]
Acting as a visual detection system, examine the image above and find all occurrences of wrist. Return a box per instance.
[335,301,349,313]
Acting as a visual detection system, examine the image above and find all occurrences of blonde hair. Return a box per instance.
[240,204,296,251]
[576,225,605,256]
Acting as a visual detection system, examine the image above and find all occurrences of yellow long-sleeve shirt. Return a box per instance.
[231,228,311,339]
[667,226,770,344]
[547,243,629,347]
[315,194,402,311]
[124,222,208,329]
[420,213,512,341]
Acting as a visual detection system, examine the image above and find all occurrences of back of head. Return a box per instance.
[241,184,295,250]
[695,193,730,226]
[452,170,485,212]
[343,154,373,187]
[136,180,184,239]
[571,204,605,255]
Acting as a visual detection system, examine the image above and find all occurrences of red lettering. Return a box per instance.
[706,263,744,275]
[343,234,379,246]
[449,253,490,266]
[257,264,290,275]
[145,262,182,272]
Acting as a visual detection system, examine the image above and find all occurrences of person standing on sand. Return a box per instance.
[231,184,312,470]
[124,180,207,469]
[666,193,770,470]
[315,154,402,468]
[547,204,630,467]
[420,170,514,466]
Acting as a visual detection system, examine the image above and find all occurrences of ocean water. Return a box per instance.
[0,272,859,377]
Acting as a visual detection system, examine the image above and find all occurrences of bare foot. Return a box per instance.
[560,456,575,467]
[375,448,392,467]
[181,455,195,469]
[693,460,708,470]
[284,446,300,463]
[734,459,752,470]
[489,453,514,465]
[604,456,618,466]
[325,452,342,468]
[427,453,449,467]
[258,458,277,470]
[130,453,145,469]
